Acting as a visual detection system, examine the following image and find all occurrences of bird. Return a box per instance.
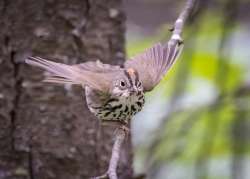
[25,41,183,127]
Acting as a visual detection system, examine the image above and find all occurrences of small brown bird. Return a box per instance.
[26,41,182,126]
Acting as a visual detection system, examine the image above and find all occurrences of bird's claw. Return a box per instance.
[119,125,130,134]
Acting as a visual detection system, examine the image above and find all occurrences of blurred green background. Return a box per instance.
[124,0,250,179]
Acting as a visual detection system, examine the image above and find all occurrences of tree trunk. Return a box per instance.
[0,0,133,178]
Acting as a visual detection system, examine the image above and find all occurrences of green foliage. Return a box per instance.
[128,9,249,179]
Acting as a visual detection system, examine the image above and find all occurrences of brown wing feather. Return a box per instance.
[125,42,183,92]
[25,57,122,93]
[75,60,121,73]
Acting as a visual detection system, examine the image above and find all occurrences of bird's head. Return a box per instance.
[111,68,143,98]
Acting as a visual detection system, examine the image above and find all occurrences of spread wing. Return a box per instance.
[25,57,122,93]
[125,42,183,92]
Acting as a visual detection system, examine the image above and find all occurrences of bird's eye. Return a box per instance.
[120,80,126,87]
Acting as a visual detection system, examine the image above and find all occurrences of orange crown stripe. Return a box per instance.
[126,68,135,75]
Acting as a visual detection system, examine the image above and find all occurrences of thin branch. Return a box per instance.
[170,0,196,43]
[108,128,126,179]
[92,128,126,179]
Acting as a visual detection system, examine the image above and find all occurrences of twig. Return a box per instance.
[92,127,126,179]
[168,0,196,45]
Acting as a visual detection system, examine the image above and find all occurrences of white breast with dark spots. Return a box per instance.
[92,91,145,123]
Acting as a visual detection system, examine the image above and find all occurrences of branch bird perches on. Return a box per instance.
[92,128,126,179]
[92,0,196,178]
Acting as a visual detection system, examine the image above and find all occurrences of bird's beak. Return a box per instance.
[129,88,136,94]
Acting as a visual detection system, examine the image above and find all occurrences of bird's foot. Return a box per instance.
[119,125,130,134]
[91,172,108,179]
[91,169,118,179]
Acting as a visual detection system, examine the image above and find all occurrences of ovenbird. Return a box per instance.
[26,41,182,125]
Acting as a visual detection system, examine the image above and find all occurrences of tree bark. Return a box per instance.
[0,0,133,178]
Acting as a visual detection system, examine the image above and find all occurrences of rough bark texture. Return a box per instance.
[0,0,133,179]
